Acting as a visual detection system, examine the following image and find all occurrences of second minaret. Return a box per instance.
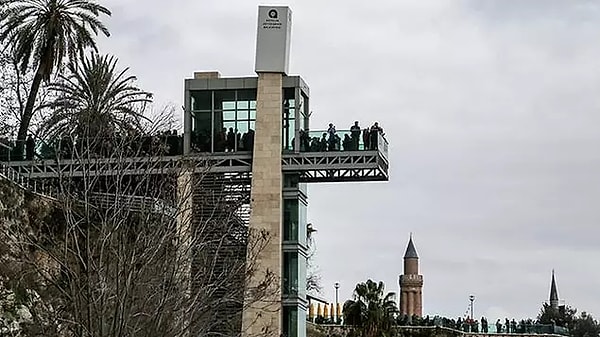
[399,234,423,317]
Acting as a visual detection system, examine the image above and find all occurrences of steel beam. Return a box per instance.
[2,151,388,183]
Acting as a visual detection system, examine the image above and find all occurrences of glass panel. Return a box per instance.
[237,110,249,120]
[237,101,249,109]
[213,115,226,153]
[236,121,249,134]
[284,175,299,188]
[250,101,256,109]
[250,110,256,119]
[237,89,256,101]
[299,202,307,246]
[249,121,256,130]
[223,121,236,130]
[223,110,236,121]
[214,90,236,110]
[286,119,295,151]
[283,199,299,242]
[301,129,366,152]
[191,111,211,153]
[288,108,295,118]
[298,254,307,299]
[239,124,254,152]
[283,307,299,337]
[223,101,236,110]
[190,91,211,111]
[283,252,299,296]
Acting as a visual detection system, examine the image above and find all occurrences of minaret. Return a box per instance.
[549,270,559,310]
[399,234,423,317]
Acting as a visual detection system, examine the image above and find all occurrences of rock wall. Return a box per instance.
[0,177,59,336]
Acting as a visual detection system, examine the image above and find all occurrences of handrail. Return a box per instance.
[0,161,58,200]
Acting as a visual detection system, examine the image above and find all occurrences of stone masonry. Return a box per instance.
[242,73,284,337]
[399,236,423,317]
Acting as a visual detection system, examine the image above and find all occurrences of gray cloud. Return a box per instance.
[96,0,600,320]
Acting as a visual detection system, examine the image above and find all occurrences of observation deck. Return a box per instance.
[0,129,389,183]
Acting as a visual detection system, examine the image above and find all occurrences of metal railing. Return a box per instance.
[0,160,58,199]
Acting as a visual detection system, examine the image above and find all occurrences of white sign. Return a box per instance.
[255,6,292,74]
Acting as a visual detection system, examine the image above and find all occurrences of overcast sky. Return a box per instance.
[95,0,600,320]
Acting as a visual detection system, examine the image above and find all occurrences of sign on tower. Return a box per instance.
[255,6,292,74]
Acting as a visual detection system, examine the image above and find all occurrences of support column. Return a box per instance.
[242,73,283,337]
[176,170,193,336]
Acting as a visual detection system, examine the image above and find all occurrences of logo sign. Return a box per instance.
[255,6,292,74]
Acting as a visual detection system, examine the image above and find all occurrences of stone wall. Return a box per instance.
[0,177,59,335]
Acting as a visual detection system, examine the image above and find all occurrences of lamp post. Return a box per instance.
[334,282,340,321]
[469,295,475,320]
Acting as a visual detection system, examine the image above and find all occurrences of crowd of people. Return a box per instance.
[191,127,256,153]
[0,131,183,161]
[396,315,563,334]
[295,121,385,152]
[1,121,387,161]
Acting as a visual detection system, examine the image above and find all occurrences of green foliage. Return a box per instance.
[40,53,152,140]
[0,0,111,78]
[0,0,112,148]
[571,312,600,337]
[343,279,398,337]
[538,302,577,330]
[538,302,600,337]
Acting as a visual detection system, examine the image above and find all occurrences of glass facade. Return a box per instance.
[189,87,316,154]
[284,200,299,242]
[283,88,295,151]
[283,307,298,337]
[184,78,314,337]
[283,252,299,295]
[282,173,308,337]
[190,89,257,153]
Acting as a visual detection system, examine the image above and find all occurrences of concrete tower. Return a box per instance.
[549,270,559,310]
[399,234,423,317]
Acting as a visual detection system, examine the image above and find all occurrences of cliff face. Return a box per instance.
[0,178,59,336]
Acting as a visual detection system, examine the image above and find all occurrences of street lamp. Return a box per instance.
[469,295,475,320]
[334,282,340,321]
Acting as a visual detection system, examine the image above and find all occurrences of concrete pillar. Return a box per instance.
[241,73,283,337]
[176,170,193,336]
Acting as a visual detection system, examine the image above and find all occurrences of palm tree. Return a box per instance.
[40,53,151,140]
[343,279,398,337]
[0,0,111,155]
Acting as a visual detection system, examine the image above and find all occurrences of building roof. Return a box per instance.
[550,270,559,302]
[404,234,419,259]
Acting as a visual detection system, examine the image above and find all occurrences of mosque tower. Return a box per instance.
[399,234,423,317]
[549,270,559,310]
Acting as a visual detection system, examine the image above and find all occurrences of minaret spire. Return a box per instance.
[404,234,418,259]
[549,269,559,310]
[399,234,423,317]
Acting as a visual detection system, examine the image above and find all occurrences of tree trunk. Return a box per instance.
[15,63,45,158]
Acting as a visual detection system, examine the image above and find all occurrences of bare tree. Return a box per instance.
[0,119,278,336]
[306,223,322,296]
[0,48,55,139]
